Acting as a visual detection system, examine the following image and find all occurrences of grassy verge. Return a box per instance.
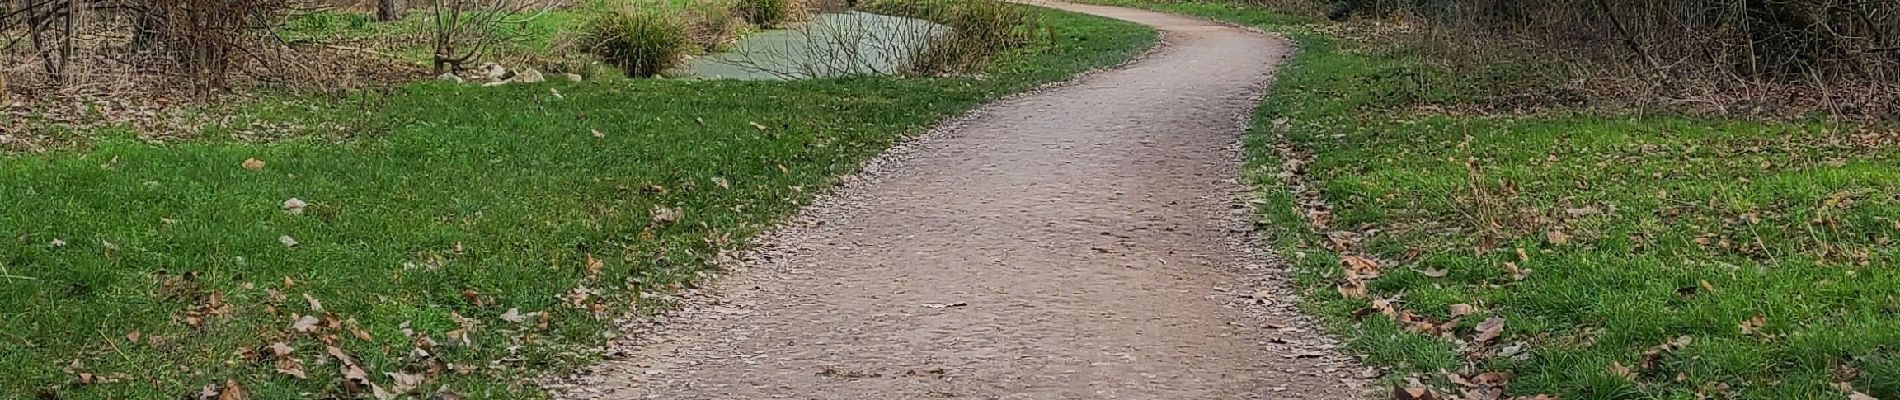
[1084,1,1898,399]
[0,7,1154,399]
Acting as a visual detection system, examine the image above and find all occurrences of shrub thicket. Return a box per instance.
[737,0,809,27]
[688,0,749,50]
[862,0,1039,76]
[1322,0,1900,104]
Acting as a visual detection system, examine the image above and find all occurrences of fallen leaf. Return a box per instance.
[1850,392,1878,400]
[1448,304,1474,318]
[1337,281,1368,298]
[241,158,265,170]
[1609,361,1634,379]
[1546,229,1570,245]
[590,129,604,138]
[651,205,681,224]
[275,358,307,379]
[1739,313,1766,335]
[290,315,321,333]
[346,319,375,341]
[434,389,467,400]
[501,308,527,323]
[279,235,299,248]
[304,293,324,313]
[1473,317,1506,343]
[1393,385,1438,400]
[585,255,604,279]
[748,121,767,131]
[712,177,730,189]
[386,371,424,394]
[1341,255,1380,272]
[1418,267,1449,278]
[921,302,968,309]
[218,378,246,400]
[268,342,294,358]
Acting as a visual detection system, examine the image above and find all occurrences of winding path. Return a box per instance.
[556,2,1366,399]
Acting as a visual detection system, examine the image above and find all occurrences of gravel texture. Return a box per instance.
[545,2,1373,398]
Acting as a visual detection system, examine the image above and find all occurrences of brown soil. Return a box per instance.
[548,2,1372,399]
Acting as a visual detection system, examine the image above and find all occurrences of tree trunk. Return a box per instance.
[377,0,403,21]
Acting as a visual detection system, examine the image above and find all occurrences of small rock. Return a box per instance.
[437,72,464,83]
[482,80,512,88]
[515,68,546,83]
[563,73,583,82]
[476,63,510,80]
[283,198,307,215]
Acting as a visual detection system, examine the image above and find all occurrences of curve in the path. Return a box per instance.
[558,2,1367,399]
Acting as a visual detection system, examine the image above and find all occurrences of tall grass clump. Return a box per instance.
[576,3,693,77]
[737,0,809,27]
[863,0,1039,76]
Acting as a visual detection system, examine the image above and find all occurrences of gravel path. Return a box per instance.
[549,2,1370,399]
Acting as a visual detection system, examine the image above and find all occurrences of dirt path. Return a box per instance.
[551,2,1368,399]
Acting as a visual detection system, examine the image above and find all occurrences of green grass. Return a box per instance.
[1085,1,1899,399]
[0,7,1154,399]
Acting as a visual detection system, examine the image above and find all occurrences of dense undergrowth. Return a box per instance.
[1087,1,1899,399]
[0,7,1155,399]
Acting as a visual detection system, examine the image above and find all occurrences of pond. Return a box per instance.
[672,11,948,80]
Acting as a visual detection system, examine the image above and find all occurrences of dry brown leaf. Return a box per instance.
[1337,282,1367,299]
[1341,255,1380,272]
[501,308,527,323]
[651,205,682,224]
[1547,229,1570,245]
[268,342,294,358]
[1448,304,1475,318]
[303,293,324,313]
[241,158,266,171]
[386,372,424,395]
[1473,317,1506,343]
[1739,313,1766,335]
[1504,262,1529,281]
[275,358,307,379]
[290,315,321,333]
[218,378,247,400]
[346,319,374,341]
[1393,386,1438,400]
[585,255,604,279]
[1609,361,1634,379]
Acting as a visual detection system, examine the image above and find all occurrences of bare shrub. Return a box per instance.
[1,0,311,94]
[1318,0,1900,118]
[424,0,553,73]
